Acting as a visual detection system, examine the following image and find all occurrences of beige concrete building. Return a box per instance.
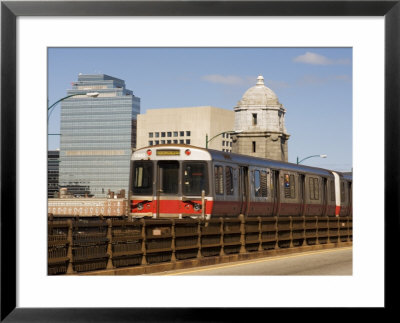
[137,106,235,151]
[232,75,290,161]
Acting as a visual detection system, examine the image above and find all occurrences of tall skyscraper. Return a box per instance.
[59,74,140,197]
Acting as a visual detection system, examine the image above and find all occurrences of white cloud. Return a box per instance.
[293,52,350,65]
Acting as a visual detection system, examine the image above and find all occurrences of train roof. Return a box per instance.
[341,172,353,181]
[208,147,334,177]
[133,144,350,179]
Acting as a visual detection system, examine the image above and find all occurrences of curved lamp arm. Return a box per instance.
[297,154,327,164]
[48,92,99,122]
[206,130,243,148]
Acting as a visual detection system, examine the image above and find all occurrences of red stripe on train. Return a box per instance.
[131,199,213,215]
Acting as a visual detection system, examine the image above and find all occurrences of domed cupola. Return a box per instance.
[237,75,280,107]
[232,75,290,162]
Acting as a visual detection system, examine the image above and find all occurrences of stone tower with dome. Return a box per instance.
[231,75,290,161]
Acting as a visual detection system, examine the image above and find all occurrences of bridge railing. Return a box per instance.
[47,215,352,275]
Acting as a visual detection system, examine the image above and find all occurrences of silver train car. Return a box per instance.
[129,145,352,219]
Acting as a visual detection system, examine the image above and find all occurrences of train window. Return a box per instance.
[309,177,320,200]
[254,170,261,197]
[225,166,234,195]
[290,175,295,198]
[314,178,319,200]
[284,174,295,199]
[254,170,267,197]
[260,171,268,197]
[309,178,314,200]
[132,161,153,195]
[214,166,224,195]
[341,182,345,202]
[183,162,208,196]
[159,161,179,194]
[330,180,335,201]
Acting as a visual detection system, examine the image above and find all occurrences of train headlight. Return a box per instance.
[185,149,191,156]
[194,203,201,211]
[146,149,152,156]
[137,203,144,211]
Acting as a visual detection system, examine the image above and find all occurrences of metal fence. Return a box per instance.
[48,216,352,275]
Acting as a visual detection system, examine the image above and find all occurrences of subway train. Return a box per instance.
[129,144,352,219]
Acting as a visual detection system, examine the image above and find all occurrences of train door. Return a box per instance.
[298,174,306,216]
[239,166,249,215]
[322,178,328,216]
[348,181,353,217]
[156,161,180,218]
[271,170,280,216]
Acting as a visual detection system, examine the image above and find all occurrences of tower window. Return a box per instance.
[252,141,256,153]
[252,113,257,126]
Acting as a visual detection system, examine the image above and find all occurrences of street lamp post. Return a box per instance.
[206,130,243,149]
[48,92,100,121]
[296,154,327,165]
[48,92,100,133]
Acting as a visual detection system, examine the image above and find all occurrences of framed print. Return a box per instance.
[1,0,399,321]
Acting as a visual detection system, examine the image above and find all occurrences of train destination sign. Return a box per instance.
[156,150,180,156]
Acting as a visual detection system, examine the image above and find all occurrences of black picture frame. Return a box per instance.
[1,1,398,321]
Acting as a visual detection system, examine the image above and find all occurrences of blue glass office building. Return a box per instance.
[59,74,140,197]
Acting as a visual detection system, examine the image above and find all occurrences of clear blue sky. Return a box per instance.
[48,47,352,171]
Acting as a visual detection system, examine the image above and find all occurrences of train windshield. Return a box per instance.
[183,162,208,195]
[132,161,153,195]
[159,161,179,194]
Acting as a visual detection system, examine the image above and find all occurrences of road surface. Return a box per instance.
[153,247,352,275]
